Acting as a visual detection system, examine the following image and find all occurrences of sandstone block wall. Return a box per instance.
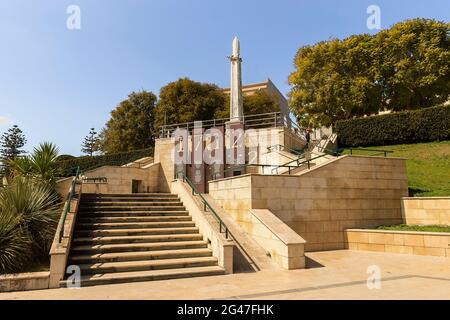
[209,155,408,252]
[345,229,450,257]
[402,197,450,226]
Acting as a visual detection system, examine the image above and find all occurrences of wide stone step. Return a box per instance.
[69,248,213,264]
[77,211,189,217]
[74,227,200,237]
[77,216,193,223]
[73,233,204,245]
[76,221,195,230]
[71,240,208,254]
[78,256,218,274]
[81,201,183,207]
[79,206,186,212]
[82,197,180,203]
[83,193,176,198]
[60,266,225,287]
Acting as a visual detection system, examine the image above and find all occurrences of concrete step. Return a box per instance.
[69,248,213,264]
[77,216,193,223]
[82,197,180,203]
[59,266,225,287]
[78,206,186,212]
[76,221,195,230]
[73,233,204,245]
[80,201,183,207]
[74,227,200,237]
[78,256,218,274]
[83,193,176,198]
[71,240,208,254]
[77,211,189,217]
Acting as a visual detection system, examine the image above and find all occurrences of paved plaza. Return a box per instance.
[1,250,449,300]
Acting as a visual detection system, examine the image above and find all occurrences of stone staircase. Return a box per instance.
[62,193,225,287]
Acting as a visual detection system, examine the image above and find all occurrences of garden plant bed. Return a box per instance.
[376,224,450,233]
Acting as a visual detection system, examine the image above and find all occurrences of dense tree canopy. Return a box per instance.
[214,91,279,119]
[154,78,225,131]
[100,91,157,153]
[288,18,450,128]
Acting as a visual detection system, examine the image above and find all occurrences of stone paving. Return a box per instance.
[1,250,449,300]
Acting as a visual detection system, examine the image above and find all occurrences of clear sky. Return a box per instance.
[0,0,449,155]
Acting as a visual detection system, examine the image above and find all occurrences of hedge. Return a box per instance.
[336,105,450,147]
[56,148,154,177]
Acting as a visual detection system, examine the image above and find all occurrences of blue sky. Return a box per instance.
[0,0,448,156]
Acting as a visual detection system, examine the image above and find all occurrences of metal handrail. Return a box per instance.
[211,163,300,180]
[270,148,344,174]
[58,166,80,242]
[348,148,394,158]
[160,111,306,137]
[82,176,107,183]
[267,144,305,156]
[176,171,230,239]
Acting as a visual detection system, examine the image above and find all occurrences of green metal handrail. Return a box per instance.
[212,163,299,180]
[348,148,394,157]
[58,167,80,242]
[270,148,344,174]
[267,144,305,156]
[176,172,230,239]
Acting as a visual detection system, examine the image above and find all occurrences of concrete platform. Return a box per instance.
[1,250,449,300]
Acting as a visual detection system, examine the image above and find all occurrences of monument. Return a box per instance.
[225,37,245,176]
[228,36,244,123]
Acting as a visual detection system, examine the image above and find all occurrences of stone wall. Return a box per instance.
[81,163,160,194]
[209,155,408,251]
[0,272,49,292]
[345,229,450,257]
[402,197,450,226]
[154,138,175,192]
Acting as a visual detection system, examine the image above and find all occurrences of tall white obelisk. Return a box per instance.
[229,37,243,123]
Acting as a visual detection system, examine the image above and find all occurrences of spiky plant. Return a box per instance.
[0,211,31,274]
[9,142,61,185]
[0,177,60,269]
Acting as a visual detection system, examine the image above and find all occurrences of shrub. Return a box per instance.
[0,211,31,273]
[56,147,153,177]
[336,105,450,147]
[0,178,60,273]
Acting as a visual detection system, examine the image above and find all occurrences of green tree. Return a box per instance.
[101,91,157,153]
[81,128,100,156]
[0,125,27,175]
[288,18,450,128]
[288,35,382,128]
[214,91,280,119]
[375,19,450,110]
[154,78,225,131]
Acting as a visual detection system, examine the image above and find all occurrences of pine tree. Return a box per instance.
[81,128,100,156]
[0,125,27,175]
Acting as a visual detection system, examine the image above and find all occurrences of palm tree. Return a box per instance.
[9,142,61,185]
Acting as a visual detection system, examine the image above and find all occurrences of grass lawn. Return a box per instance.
[376,224,450,233]
[343,140,450,197]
